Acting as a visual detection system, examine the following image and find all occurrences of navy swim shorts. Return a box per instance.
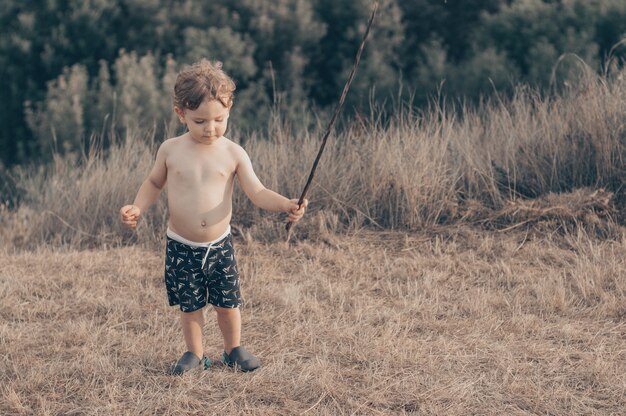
[164,226,241,312]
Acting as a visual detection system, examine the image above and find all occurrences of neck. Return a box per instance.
[188,134,221,146]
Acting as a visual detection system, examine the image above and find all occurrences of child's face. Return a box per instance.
[176,99,230,144]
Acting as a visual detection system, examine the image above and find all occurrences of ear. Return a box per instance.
[174,107,185,123]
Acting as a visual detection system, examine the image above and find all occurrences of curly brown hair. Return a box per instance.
[173,59,236,110]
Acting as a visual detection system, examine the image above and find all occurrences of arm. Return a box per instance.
[120,141,168,228]
[235,145,307,220]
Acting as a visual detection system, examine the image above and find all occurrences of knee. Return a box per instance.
[213,306,239,316]
[180,308,204,323]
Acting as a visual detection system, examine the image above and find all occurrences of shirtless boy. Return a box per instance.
[120,60,307,374]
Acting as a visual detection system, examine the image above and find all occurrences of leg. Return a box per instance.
[208,235,256,369]
[180,308,204,358]
[213,306,241,354]
[216,307,260,371]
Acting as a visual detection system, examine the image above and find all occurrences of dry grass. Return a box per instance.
[2,66,626,250]
[1,225,625,415]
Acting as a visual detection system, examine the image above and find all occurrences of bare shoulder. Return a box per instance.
[222,137,249,162]
[157,135,190,162]
[152,136,171,158]
[159,135,184,152]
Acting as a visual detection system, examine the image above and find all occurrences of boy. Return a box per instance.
[120,59,307,374]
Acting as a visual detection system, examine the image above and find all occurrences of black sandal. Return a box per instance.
[222,346,261,372]
[170,351,211,375]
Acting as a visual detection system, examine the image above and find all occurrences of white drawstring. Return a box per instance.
[166,225,231,270]
[201,243,214,270]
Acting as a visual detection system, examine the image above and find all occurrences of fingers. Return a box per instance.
[288,213,300,222]
[120,205,141,229]
[289,198,308,211]
[123,220,138,229]
[125,205,140,217]
[288,198,308,222]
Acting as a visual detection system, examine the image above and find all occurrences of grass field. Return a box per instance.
[1,63,625,415]
[2,225,625,415]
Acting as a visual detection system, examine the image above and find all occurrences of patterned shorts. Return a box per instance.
[164,227,241,312]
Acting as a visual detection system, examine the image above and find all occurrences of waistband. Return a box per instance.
[166,225,231,248]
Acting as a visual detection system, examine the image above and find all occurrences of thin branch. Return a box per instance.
[286,0,380,242]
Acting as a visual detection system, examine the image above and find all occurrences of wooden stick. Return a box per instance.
[286,0,379,242]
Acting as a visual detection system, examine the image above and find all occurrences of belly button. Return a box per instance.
[201,220,206,227]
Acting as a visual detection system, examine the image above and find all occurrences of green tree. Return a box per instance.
[3,0,626,167]
[474,0,602,87]
[24,64,89,159]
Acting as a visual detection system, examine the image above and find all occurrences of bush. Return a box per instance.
[25,64,89,159]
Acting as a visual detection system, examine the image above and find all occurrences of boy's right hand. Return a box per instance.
[120,205,141,229]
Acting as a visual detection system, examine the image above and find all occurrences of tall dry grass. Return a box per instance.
[1,67,625,249]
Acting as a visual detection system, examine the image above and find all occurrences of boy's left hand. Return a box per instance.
[287,198,308,222]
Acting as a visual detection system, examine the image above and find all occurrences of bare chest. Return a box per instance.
[167,151,235,185]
